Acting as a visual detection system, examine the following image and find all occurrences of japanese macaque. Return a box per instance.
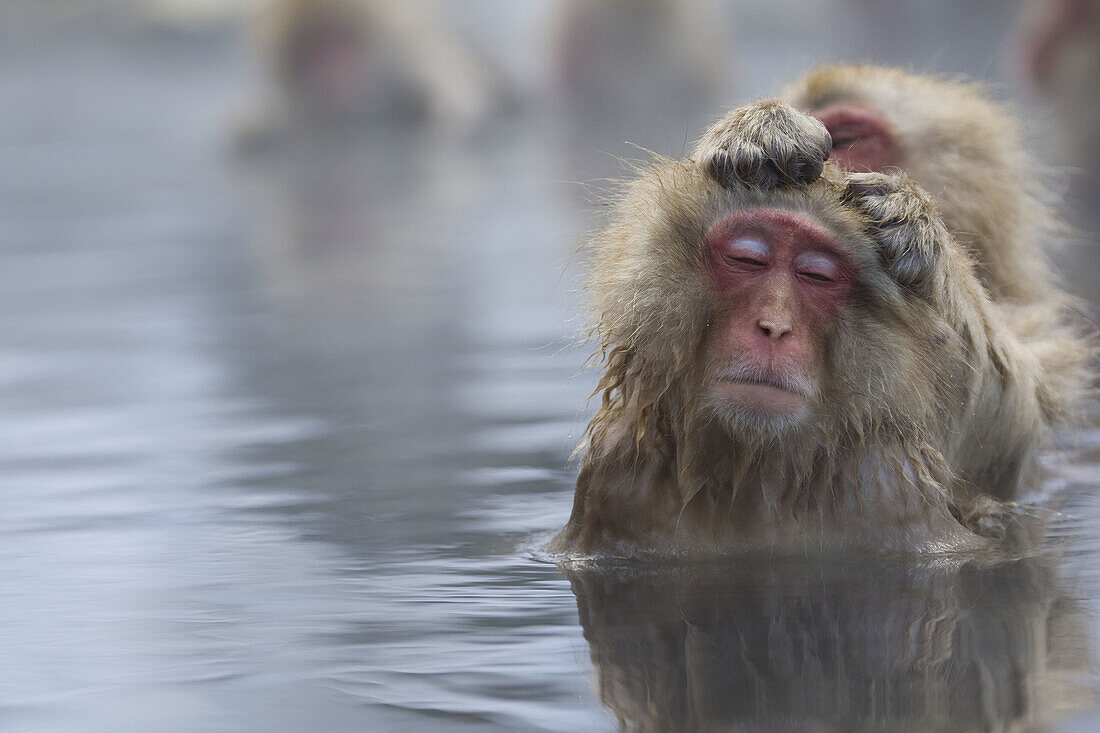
[779,65,1088,419]
[781,65,1063,304]
[238,0,508,148]
[551,71,1092,557]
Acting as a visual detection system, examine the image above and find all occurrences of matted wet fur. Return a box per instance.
[551,70,1093,558]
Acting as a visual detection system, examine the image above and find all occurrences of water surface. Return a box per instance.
[3,4,1100,732]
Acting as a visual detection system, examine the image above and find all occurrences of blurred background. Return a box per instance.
[2,1,1100,731]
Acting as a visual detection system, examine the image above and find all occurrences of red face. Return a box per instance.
[704,209,856,424]
[811,104,898,172]
[297,23,372,109]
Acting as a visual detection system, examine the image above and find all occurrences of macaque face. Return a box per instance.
[703,208,857,429]
[290,20,372,109]
[811,104,898,172]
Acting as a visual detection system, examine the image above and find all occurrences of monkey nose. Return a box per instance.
[757,318,793,340]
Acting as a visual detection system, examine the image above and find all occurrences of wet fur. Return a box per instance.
[552,72,1093,557]
[783,66,1092,424]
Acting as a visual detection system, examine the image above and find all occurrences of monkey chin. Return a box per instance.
[710,378,810,432]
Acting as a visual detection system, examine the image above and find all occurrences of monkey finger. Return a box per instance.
[708,145,783,190]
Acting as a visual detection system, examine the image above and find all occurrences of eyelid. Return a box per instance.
[795,251,842,279]
[723,236,770,261]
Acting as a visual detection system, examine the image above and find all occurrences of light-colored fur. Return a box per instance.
[781,65,1091,430]
[551,67,1093,558]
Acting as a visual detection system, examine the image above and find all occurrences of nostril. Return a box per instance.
[757,319,793,340]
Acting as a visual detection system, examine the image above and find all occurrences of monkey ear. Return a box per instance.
[695,99,832,191]
[841,173,946,299]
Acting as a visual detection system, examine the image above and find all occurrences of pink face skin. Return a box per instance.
[705,209,856,423]
[301,26,372,109]
[1023,0,1097,88]
[811,104,898,172]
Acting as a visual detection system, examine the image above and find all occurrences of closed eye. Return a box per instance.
[721,236,771,268]
[799,271,834,283]
[794,250,843,284]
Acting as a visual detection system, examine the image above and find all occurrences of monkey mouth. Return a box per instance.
[713,370,810,419]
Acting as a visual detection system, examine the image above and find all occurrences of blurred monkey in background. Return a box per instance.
[238,0,510,149]
[1016,0,1100,170]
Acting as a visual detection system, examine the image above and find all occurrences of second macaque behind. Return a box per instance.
[552,78,1090,557]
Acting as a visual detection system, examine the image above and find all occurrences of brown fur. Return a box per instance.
[781,66,1092,424]
[783,65,1054,302]
[551,71,1093,558]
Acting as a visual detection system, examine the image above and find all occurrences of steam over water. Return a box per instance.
[3,3,1100,731]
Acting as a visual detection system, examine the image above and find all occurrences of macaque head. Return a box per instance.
[780,64,1052,304]
[782,65,1022,179]
[702,208,857,429]
[586,153,946,455]
[779,68,908,174]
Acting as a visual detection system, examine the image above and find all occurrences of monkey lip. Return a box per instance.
[714,376,807,417]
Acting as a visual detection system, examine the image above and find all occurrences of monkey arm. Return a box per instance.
[842,170,1048,502]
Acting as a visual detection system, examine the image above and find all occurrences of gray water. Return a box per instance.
[4,3,1100,732]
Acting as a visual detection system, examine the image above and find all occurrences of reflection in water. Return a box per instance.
[564,557,1094,732]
